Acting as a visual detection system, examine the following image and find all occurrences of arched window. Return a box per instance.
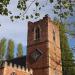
[34,26,41,40]
[53,30,55,42]
[11,72,16,75]
[54,68,58,75]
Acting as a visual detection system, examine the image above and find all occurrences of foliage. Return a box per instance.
[17,0,27,11]
[0,0,74,20]
[53,0,74,19]
[6,39,14,60]
[0,0,10,15]
[17,43,23,57]
[0,38,6,59]
[60,24,75,75]
[53,20,75,75]
[0,0,74,37]
[60,25,75,75]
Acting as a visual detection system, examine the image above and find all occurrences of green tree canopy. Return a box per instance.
[0,0,74,36]
[60,24,75,75]
[6,39,14,60]
[53,20,75,75]
[0,38,6,59]
[17,43,23,57]
[0,0,74,20]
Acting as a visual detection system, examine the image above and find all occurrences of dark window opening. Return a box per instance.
[11,72,16,75]
[34,27,41,40]
[53,31,55,42]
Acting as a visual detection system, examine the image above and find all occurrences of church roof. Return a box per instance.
[6,56,26,67]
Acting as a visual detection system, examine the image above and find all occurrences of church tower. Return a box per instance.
[27,15,62,75]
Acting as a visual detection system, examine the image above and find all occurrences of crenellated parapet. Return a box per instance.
[3,61,33,75]
[28,15,51,25]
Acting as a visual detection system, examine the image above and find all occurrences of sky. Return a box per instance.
[0,0,27,46]
[0,0,54,56]
[0,0,55,46]
[0,0,75,56]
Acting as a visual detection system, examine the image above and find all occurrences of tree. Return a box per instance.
[53,20,75,75]
[60,24,75,75]
[0,0,74,33]
[0,0,10,15]
[0,38,6,59]
[0,0,75,73]
[0,0,74,19]
[17,43,23,57]
[6,39,14,60]
[0,0,74,36]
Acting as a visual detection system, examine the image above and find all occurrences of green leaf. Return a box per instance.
[58,13,64,18]
[14,16,20,19]
[17,0,27,11]
[39,7,41,10]
[9,11,12,14]
[58,0,61,4]
[64,12,69,16]
[30,15,33,18]
[53,10,58,14]
[1,0,10,6]
[10,16,14,22]
[35,13,40,16]
[64,2,69,8]
[3,8,8,15]
[70,13,73,16]
[54,5,60,9]
[10,16,13,19]
[62,1,66,5]
[17,5,21,9]
[26,15,29,19]
[35,2,39,6]
[69,6,73,12]
[49,0,53,3]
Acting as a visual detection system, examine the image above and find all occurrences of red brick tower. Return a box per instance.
[27,15,62,75]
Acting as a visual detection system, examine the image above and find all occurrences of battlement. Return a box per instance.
[28,15,59,29]
[3,61,33,74]
[28,15,51,25]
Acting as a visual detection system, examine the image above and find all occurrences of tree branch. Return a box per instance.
[22,0,36,16]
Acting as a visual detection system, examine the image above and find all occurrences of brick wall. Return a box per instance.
[48,17,62,75]
[0,68,4,75]
[27,15,62,75]
[3,62,33,75]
